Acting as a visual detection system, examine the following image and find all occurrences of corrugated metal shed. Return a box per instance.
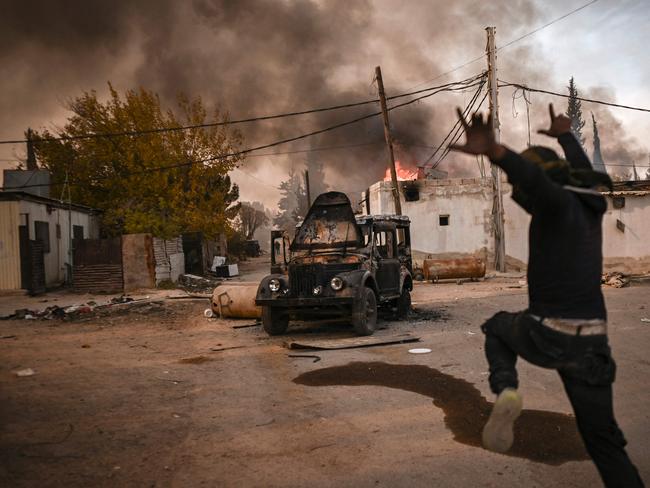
[153,237,184,284]
[0,201,21,290]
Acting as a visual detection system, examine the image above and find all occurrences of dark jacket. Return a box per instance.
[492,134,607,320]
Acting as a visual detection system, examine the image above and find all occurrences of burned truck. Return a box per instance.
[256,191,413,336]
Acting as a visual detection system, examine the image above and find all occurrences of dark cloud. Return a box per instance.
[1,0,645,197]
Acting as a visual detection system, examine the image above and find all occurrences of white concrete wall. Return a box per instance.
[366,179,496,259]
[503,186,531,266]
[0,201,21,290]
[18,201,99,286]
[366,180,650,274]
[602,193,650,273]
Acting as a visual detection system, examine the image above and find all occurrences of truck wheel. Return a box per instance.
[262,307,289,336]
[352,287,377,336]
[395,288,411,320]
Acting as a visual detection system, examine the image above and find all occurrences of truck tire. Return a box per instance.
[395,288,411,320]
[352,287,377,336]
[262,307,289,336]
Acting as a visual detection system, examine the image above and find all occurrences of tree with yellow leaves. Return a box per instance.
[32,84,242,239]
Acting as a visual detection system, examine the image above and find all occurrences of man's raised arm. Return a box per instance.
[538,103,592,170]
[449,110,569,211]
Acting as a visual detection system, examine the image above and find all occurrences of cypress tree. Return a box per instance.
[591,113,607,174]
[566,77,586,146]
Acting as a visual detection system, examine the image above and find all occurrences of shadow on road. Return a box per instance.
[294,361,588,465]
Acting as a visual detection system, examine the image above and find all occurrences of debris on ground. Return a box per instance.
[178,274,221,293]
[209,345,247,352]
[641,318,650,323]
[1,296,164,321]
[602,272,630,288]
[14,368,36,377]
[408,348,432,354]
[111,296,135,304]
[232,322,260,329]
[178,355,216,364]
[287,354,321,363]
[286,333,420,350]
[165,294,211,300]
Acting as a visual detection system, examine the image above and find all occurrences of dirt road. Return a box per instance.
[1,278,648,487]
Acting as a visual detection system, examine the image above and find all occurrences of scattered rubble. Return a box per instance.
[602,272,630,288]
[1,296,163,321]
[14,368,36,377]
[178,274,221,292]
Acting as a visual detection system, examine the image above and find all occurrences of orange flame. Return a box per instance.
[384,161,417,181]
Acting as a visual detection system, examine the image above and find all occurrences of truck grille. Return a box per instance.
[289,263,358,297]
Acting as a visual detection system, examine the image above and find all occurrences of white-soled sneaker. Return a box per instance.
[482,388,523,453]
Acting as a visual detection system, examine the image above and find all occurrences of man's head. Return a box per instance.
[512,145,613,208]
[520,146,571,185]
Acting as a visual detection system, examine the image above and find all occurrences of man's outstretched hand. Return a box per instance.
[537,103,572,138]
[449,109,505,160]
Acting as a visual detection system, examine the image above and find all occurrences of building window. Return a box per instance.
[34,221,50,253]
[439,215,450,226]
[73,225,84,241]
[613,196,625,209]
[56,224,61,239]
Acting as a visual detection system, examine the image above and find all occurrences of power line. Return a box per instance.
[0,75,484,146]
[498,81,650,113]
[406,0,600,91]
[499,0,599,51]
[2,79,485,191]
[231,167,281,190]
[431,90,490,169]
[420,80,486,167]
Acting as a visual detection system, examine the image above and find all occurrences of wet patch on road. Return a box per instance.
[407,307,449,323]
[293,361,588,465]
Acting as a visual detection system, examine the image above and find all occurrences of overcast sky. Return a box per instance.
[1,0,648,207]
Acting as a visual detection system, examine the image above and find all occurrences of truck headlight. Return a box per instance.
[330,276,344,291]
[269,279,281,292]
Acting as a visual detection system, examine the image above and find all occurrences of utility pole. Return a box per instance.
[486,27,506,272]
[304,169,311,207]
[26,128,37,171]
[375,66,402,215]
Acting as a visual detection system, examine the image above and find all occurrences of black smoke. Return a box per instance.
[0,0,644,198]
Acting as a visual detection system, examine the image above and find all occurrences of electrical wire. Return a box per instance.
[406,0,600,91]
[0,75,485,146]
[499,81,650,113]
[420,78,486,167]
[498,0,599,51]
[431,90,489,169]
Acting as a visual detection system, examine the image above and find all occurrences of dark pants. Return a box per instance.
[482,311,643,488]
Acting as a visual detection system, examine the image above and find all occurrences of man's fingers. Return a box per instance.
[548,103,555,121]
[449,143,466,152]
[457,108,470,130]
[537,129,550,136]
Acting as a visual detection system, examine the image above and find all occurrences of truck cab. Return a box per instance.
[256,191,413,336]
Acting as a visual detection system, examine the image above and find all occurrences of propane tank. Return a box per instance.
[211,282,262,319]
[423,258,486,281]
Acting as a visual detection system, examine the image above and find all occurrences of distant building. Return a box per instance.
[363,177,650,275]
[3,169,52,199]
[0,191,100,291]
